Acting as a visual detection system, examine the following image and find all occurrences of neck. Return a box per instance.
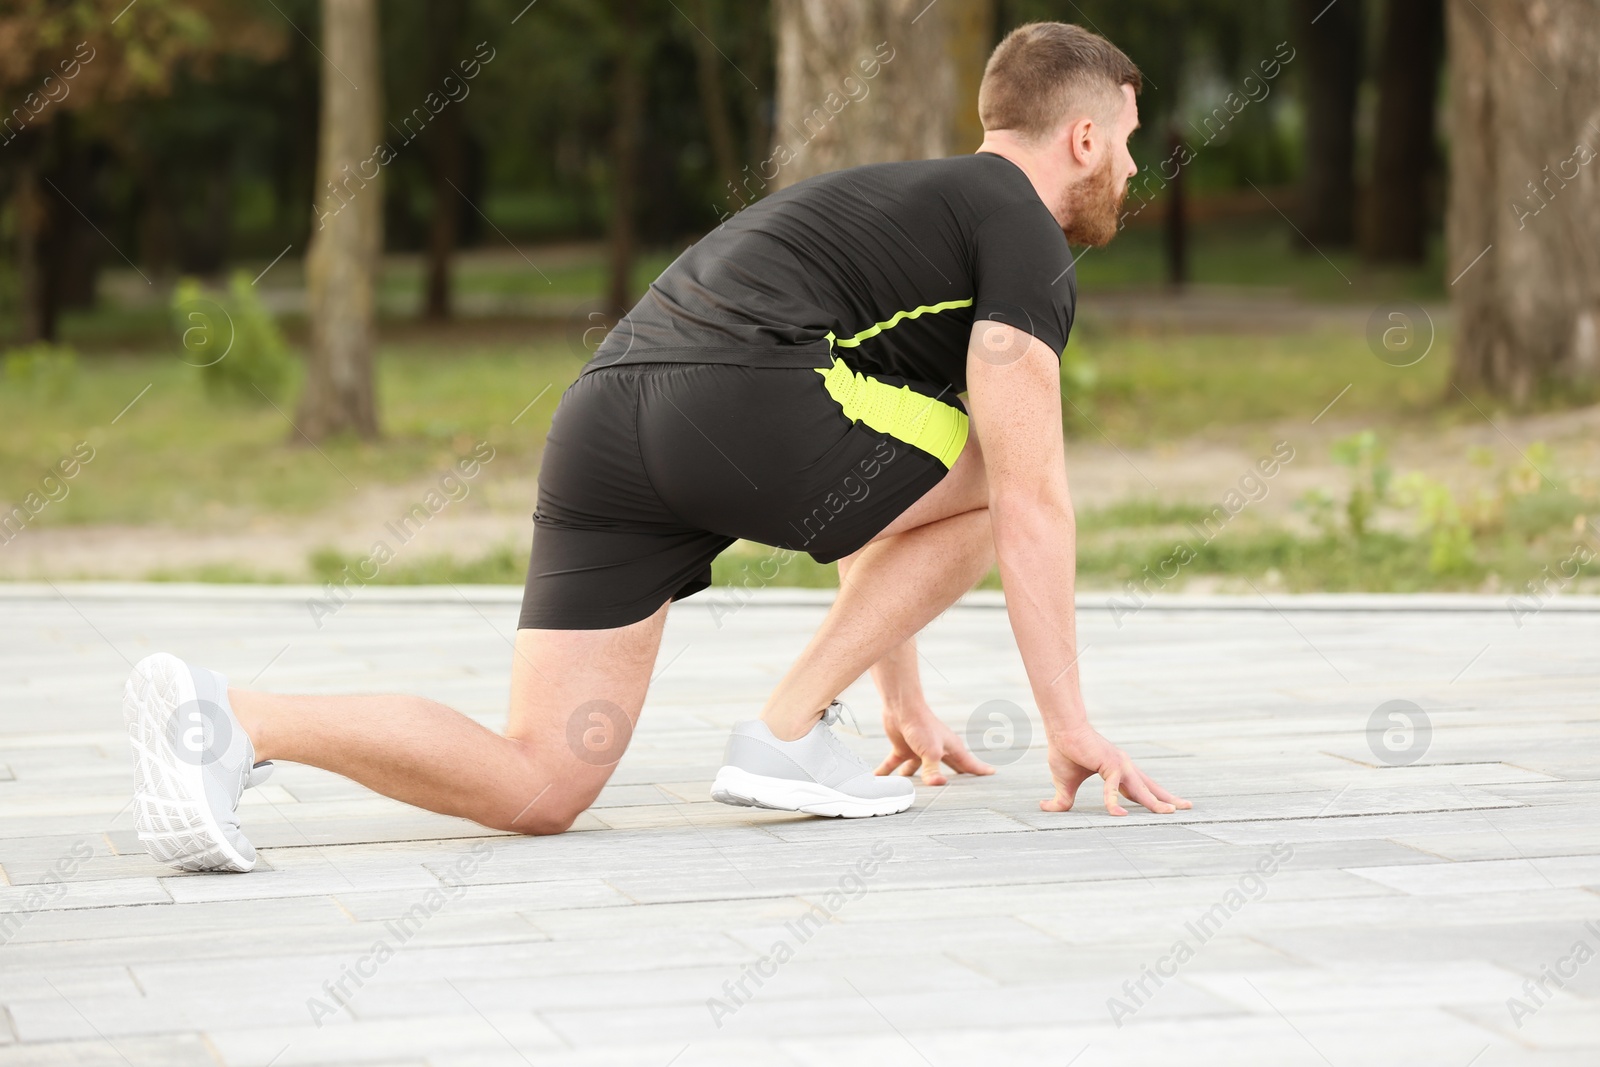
[976,131,1067,227]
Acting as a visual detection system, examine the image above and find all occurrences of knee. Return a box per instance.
[484,786,592,836]
[512,807,581,836]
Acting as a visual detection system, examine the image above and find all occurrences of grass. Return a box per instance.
[1063,325,1454,444]
[0,338,579,527]
[1080,527,1456,594]
[307,543,529,586]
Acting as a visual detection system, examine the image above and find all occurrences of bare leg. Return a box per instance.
[837,542,998,784]
[230,601,670,835]
[758,424,995,741]
[758,509,992,740]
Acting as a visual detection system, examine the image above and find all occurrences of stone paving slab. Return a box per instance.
[2,585,1598,1065]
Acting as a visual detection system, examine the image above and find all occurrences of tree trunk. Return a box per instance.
[1164,127,1189,289]
[770,0,950,191]
[690,0,743,204]
[133,144,176,281]
[1447,0,1600,401]
[48,117,103,311]
[1294,0,1365,248]
[944,0,993,154]
[737,6,773,188]
[423,0,464,321]
[300,0,383,440]
[1364,0,1443,263]
[184,161,233,276]
[13,142,52,343]
[604,0,645,320]
[1163,16,1187,290]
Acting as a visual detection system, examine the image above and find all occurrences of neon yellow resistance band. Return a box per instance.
[815,357,968,469]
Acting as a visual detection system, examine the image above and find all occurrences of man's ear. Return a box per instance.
[1063,115,1098,169]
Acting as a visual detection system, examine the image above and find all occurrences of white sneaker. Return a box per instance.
[711,702,915,818]
[122,653,274,872]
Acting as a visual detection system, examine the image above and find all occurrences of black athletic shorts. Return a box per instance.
[517,357,970,629]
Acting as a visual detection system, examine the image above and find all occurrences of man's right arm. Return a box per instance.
[965,321,1189,816]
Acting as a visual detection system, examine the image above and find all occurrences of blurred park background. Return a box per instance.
[1,0,1597,598]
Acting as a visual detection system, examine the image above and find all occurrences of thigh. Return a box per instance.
[505,601,670,818]
[865,415,988,543]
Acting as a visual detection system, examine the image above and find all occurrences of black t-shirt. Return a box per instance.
[592,152,1077,394]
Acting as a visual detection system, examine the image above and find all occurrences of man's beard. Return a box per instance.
[1059,154,1126,247]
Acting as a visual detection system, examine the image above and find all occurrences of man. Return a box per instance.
[121,22,1187,873]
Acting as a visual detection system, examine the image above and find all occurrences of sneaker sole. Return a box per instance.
[709,765,914,818]
[123,653,255,873]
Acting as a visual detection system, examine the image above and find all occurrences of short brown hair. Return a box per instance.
[978,22,1142,139]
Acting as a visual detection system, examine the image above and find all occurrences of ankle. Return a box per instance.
[227,687,273,761]
[758,705,825,742]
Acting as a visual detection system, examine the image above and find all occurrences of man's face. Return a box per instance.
[1059,84,1139,247]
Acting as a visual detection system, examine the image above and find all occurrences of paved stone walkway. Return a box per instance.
[2,584,1598,1066]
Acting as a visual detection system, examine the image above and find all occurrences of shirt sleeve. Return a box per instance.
[971,201,1077,358]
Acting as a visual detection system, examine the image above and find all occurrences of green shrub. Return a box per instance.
[1329,430,1392,538]
[3,342,78,400]
[170,271,293,404]
[1393,473,1476,575]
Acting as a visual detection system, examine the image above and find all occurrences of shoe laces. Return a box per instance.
[243,760,274,791]
[818,701,871,772]
[821,699,860,734]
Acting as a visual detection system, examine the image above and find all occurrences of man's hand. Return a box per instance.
[874,707,995,786]
[1042,725,1191,816]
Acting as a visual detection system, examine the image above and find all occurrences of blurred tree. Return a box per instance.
[687,0,743,197]
[299,0,382,440]
[1161,8,1189,289]
[421,0,765,264]
[666,0,772,231]
[946,0,995,154]
[45,114,106,309]
[1165,128,1189,287]
[1009,1,1297,282]
[732,2,774,186]
[423,0,465,320]
[770,0,950,189]
[1364,0,1443,263]
[605,0,647,319]
[0,0,281,341]
[1292,0,1364,249]
[117,58,282,278]
[1447,0,1600,402]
